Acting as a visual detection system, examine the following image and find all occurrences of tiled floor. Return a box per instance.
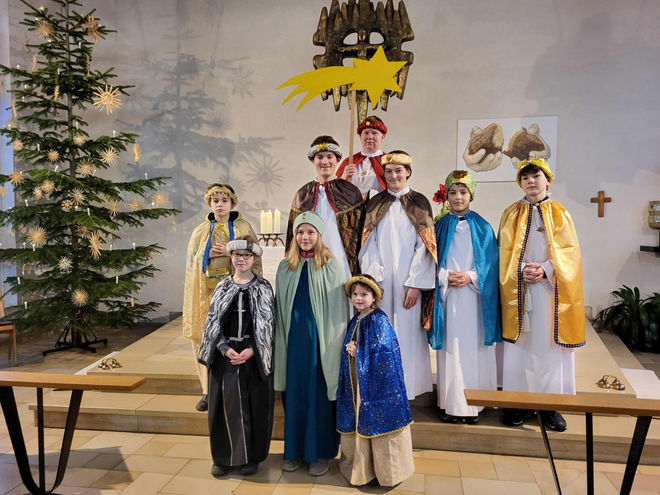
[2,328,660,494]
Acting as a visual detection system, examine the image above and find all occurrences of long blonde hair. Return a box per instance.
[286,227,332,271]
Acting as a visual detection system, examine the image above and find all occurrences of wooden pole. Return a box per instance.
[347,90,356,182]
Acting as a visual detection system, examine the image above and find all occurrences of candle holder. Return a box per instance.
[258,233,284,247]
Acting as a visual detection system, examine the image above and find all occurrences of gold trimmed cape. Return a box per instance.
[498,199,585,347]
[182,211,261,343]
[361,189,438,329]
[286,179,364,275]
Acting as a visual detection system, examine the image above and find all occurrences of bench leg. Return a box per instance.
[620,415,651,495]
[537,410,562,495]
[586,412,594,495]
[0,386,84,495]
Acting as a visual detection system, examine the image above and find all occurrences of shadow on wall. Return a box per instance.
[525,9,660,202]
[118,0,284,224]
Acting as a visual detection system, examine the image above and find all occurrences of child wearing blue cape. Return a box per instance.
[430,170,501,424]
[337,274,414,487]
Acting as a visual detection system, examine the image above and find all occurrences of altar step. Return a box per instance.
[30,316,660,463]
[31,389,660,464]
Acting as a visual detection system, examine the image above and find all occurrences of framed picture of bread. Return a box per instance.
[456,116,558,182]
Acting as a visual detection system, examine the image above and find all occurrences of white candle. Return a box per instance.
[54,165,59,172]
[24,301,27,309]
[37,144,40,151]
[115,275,118,284]
[260,210,266,233]
[273,209,281,233]
[132,242,136,250]
[109,243,113,251]
[265,210,273,234]
[144,172,148,180]
[25,199,28,206]
[32,244,35,251]
[87,207,90,216]
[17,277,21,284]
[22,242,26,249]
[75,121,78,129]
[112,130,116,137]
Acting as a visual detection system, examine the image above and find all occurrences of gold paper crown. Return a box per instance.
[516,157,553,186]
[382,152,412,168]
[344,275,383,301]
[204,185,238,206]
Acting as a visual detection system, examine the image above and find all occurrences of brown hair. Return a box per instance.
[383,149,412,178]
[205,183,237,206]
[348,273,383,309]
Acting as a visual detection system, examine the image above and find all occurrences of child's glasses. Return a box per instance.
[231,252,254,260]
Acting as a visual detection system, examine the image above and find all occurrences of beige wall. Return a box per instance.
[7,0,660,316]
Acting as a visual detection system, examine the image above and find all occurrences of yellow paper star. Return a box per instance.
[129,199,142,211]
[152,191,168,207]
[278,46,406,110]
[93,84,121,115]
[108,200,120,217]
[9,171,24,185]
[75,224,90,239]
[5,119,17,130]
[32,186,43,199]
[73,134,86,146]
[12,140,24,151]
[0,186,8,195]
[72,289,88,307]
[85,15,101,43]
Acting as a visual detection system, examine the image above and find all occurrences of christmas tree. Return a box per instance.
[0,0,179,350]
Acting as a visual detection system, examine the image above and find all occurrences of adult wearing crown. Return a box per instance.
[336,116,388,199]
[285,135,364,280]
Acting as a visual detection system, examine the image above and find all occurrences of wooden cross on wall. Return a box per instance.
[590,190,612,217]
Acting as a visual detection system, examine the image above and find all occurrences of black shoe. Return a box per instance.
[541,410,567,432]
[240,462,258,475]
[502,408,534,426]
[211,464,228,477]
[463,415,480,425]
[196,395,208,412]
[439,409,459,423]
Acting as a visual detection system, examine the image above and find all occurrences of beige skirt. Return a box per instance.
[339,355,414,486]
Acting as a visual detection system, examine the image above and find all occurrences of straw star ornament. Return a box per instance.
[93,84,121,115]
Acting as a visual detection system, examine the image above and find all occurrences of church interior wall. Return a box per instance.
[4,0,659,317]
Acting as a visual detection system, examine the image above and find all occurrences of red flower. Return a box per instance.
[433,184,446,203]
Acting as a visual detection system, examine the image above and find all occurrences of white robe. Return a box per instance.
[352,151,384,198]
[359,186,435,400]
[436,220,498,416]
[315,183,352,281]
[501,200,576,395]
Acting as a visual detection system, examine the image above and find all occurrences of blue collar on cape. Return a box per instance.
[428,210,502,350]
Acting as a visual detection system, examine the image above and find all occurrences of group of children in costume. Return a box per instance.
[181,116,584,487]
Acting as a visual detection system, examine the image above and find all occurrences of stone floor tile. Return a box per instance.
[92,469,141,489]
[394,472,425,492]
[458,460,497,480]
[59,466,111,487]
[133,440,175,456]
[160,475,241,495]
[152,433,209,445]
[83,453,124,470]
[414,450,493,462]
[0,462,23,494]
[116,472,172,495]
[414,457,460,477]
[112,454,188,475]
[492,456,537,482]
[174,458,217,480]
[232,480,278,495]
[163,442,211,459]
[424,474,464,494]
[604,471,660,492]
[77,432,154,455]
[461,477,541,495]
[561,471,618,495]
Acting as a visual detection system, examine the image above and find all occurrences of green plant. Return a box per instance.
[595,286,660,352]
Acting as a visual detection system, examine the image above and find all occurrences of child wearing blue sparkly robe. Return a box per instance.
[274,212,349,476]
[337,274,414,487]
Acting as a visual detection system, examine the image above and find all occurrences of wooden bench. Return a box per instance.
[465,389,660,495]
[0,371,145,495]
